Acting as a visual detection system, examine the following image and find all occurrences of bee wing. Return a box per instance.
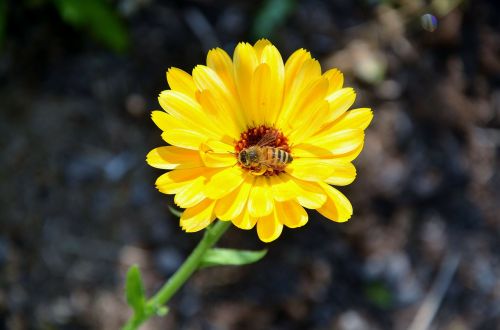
[258,155,286,172]
[257,158,275,166]
[256,132,277,147]
[255,148,278,167]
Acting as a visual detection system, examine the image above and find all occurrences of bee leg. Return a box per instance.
[251,166,267,176]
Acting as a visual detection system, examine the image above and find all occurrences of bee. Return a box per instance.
[237,132,293,175]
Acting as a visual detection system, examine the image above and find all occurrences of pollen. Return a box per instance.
[235,125,291,152]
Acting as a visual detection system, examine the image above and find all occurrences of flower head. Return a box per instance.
[147,39,373,242]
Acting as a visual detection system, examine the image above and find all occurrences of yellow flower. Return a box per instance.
[147,39,373,242]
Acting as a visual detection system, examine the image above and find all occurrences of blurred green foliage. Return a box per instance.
[52,0,128,52]
[252,0,295,39]
[0,0,128,52]
[364,281,392,309]
[431,0,463,16]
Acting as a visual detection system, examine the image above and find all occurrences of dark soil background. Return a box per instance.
[1,0,500,329]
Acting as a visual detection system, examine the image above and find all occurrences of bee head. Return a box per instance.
[238,150,250,167]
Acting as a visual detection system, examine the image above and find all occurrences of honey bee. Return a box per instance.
[237,132,293,175]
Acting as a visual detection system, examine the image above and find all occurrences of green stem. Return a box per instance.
[149,220,231,306]
[123,220,232,330]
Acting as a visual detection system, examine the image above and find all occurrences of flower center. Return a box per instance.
[235,125,292,176]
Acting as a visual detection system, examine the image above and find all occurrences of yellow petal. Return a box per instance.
[277,58,322,128]
[297,105,371,142]
[202,139,235,153]
[200,140,236,168]
[156,167,217,194]
[232,210,257,230]
[316,183,353,222]
[180,199,216,232]
[215,176,254,220]
[288,77,329,124]
[192,65,245,134]
[200,151,236,168]
[283,48,312,96]
[324,162,357,186]
[253,39,272,59]
[158,90,223,138]
[284,77,329,138]
[174,177,206,208]
[329,108,373,131]
[250,63,272,124]
[247,176,273,217]
[260,45,285,123]
[196,89,241,138]
[256,209,283,242]
[287,101,329,144]
[292,144,332,158]
[206,48,236,95]
[337,142,365,162]
[233,42,259,124]
[275,200,308,228]
[269,175,300,202]
[292,142,365,162]
[248,49,289,125]
[151,110,187,131]
[289,58,321,95]
[161,129,207,150]
[323,68,344,94]
[324,87,356,123]
[285,158,356,186]
[204,166,245,199]
[285,158,337,181]
[166,67,197,98]
[302,129,364,155]
[152,110,213,149]
[155,168,201,194]
[289,176,327,209]
[147,146,203,170]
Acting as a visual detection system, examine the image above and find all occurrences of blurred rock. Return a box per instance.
[327,40,387,84]
[125,93,147,117]
[300,258,332,302]
[336,310,373,330]
[154,247,183,275]
[376,79,403,100]
[419,214,447,262]
[119,245,150,269]
[104,152,135,182]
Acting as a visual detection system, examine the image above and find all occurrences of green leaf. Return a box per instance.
[155,306,169,316]
[251,0,295,39]
[145,304,169,317]
[168,205,183,218]
[199,248,267,268]
[125,265,146,316]
[51,0,129,52]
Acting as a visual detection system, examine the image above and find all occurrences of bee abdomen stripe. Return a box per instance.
[278,149,285,163]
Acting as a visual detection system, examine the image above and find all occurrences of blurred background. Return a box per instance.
[1,0,500,329]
